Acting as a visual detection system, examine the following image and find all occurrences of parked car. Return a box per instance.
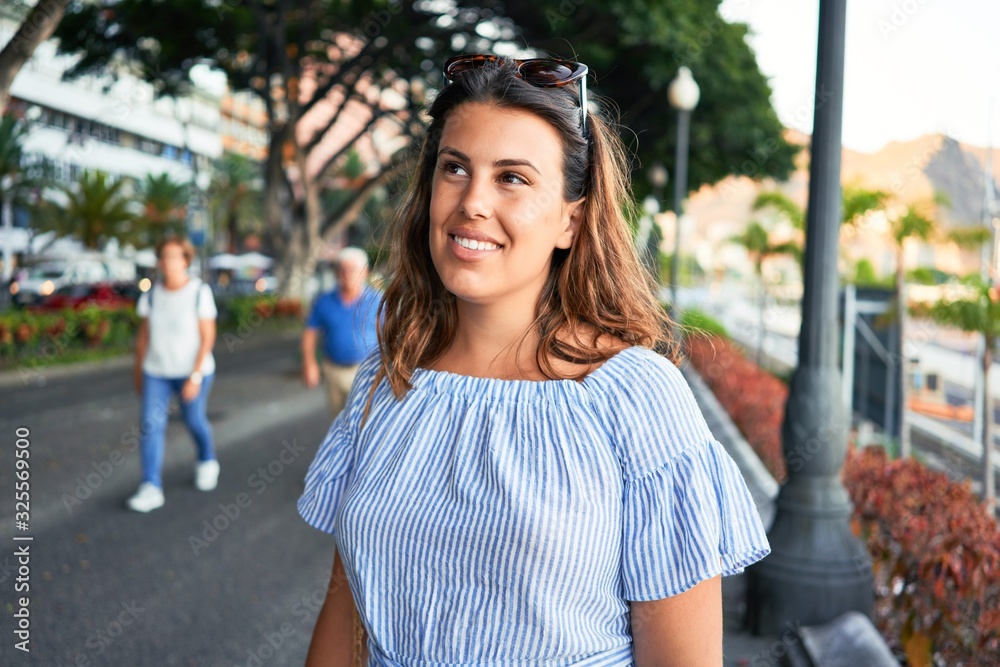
[27,282,140,312]
[10,259,111,307]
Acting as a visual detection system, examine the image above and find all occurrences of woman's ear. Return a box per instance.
[555,198,586,250]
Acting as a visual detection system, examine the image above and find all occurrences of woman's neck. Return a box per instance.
[438,299,543,379]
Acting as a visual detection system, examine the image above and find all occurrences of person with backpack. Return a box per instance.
[128,236,219,512]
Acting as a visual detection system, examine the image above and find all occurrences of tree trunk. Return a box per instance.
[984,340,996,515]
[0,0,70,111]
[275,142,323,301]
[897,247,911,458]
[263,123,292,274]
[227,208,239,254]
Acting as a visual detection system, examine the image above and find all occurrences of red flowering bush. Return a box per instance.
[844,446,1000,666]
[685,334,789,481]
[685,331,1000,665]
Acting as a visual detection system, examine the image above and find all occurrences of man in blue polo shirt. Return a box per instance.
[301,247,381,416]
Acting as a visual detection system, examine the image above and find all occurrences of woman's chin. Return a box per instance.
[442,283,494,306]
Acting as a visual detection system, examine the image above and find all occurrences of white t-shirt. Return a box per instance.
[136,279,218,378]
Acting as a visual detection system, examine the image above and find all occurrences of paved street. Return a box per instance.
[1,331,342,666]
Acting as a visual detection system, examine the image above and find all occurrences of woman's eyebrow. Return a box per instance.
[438,146,541,175]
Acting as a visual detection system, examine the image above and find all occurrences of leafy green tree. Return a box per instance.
[138,173,188,246]
[930,274,998,513]
[53,0,498,296]
[503,0,799,196]
[35,170,136,249]
[54,0,800,296]
[730,220,800,365]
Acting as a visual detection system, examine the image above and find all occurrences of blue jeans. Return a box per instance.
[139,373,216,488]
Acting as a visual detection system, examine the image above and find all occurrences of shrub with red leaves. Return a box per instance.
[844,446,1000,666]
[686,334,789,481]
[274,298,303,318]
[685,332,1000,666]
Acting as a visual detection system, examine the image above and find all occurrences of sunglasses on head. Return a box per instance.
[443,54,589,135]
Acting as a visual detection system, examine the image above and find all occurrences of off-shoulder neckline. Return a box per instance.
[408,345,647,399]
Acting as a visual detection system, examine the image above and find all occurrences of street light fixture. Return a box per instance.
[746,0,873,634]
[649,161,668,193]
[668,66,699,318]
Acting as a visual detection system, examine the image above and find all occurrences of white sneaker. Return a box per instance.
[127,482,164,512]
[195,460,220,491]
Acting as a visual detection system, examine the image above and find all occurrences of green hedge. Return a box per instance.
[679,307,729,338]
[0,307,139,366]
[0,295,304,371]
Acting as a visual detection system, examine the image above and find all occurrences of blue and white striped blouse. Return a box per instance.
[298,345,770,665]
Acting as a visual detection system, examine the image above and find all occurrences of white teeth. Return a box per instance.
[453,235,500,251]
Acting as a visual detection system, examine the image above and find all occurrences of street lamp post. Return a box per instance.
[746,0,873,635]
[668,67,699,318]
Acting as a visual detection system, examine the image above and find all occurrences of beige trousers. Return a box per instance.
[320,360,360,417]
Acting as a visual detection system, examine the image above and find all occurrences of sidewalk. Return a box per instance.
[681,365,787,666]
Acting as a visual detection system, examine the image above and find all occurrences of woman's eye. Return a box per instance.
[439,161,467,176]
[500,171,528,186]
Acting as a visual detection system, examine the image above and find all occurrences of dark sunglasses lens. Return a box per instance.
[520,61,579,85]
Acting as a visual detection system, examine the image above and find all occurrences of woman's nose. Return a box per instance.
[459,176,493,220]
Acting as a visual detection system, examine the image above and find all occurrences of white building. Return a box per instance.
[0,4,226,272]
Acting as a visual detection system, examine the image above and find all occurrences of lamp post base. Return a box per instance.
[746,474,873,636]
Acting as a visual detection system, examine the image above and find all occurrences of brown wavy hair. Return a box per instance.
[369,58,675,409]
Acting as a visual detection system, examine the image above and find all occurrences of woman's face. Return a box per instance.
[428,102,585,309]
[157,243,189,281]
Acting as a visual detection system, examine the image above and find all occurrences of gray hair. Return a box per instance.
[337,246,369,270]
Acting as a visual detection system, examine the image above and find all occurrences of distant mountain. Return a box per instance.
[684,132,997,278]
[842,134,997,226]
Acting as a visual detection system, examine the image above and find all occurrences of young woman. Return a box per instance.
[129,236,219,512]
[298,56,769,666]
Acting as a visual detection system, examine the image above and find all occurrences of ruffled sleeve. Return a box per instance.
[297,352,381,534]
[591,348,770,601]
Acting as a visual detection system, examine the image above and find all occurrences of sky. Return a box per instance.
[718,0,1000,153]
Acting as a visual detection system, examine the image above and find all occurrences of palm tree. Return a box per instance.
[35,170,136,249]
[731,220,800,365]
[0,114,48,217]
[754,186,890,275]
[138,173,188,246]
[890,200,937,459]
[209,154,262,254]
[752,190,805,229]
[930,275,998,513]
[929,226,996,512]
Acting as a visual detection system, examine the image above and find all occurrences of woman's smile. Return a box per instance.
[448,226,505,262]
